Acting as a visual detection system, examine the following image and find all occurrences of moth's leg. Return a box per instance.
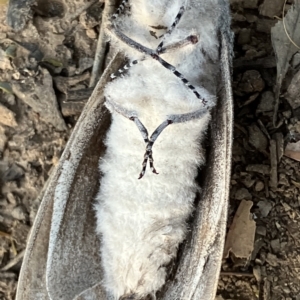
[110,59,139,79]
[106,99,149,142]
[152,54,207,105]
[138,107,209,179]
[156,5,186,52]
[108,25,154,56]
[138,120,171,179]
[168,107,209,124]
[108,26,206,104]
[156,35,198,54]
[111,0,129,20]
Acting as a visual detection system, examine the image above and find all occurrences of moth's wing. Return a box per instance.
[72,282,108,300]
[161,31,233,300]
[16,52,124,300]
[45,52,126,300]
[15,171,55,300]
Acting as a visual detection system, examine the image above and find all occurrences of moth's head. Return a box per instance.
[131,0,182,30]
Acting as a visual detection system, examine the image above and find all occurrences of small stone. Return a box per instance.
[235,187,252,200]
[266,253,278,267]
[232,13,247,22]
[11,206,27,221]
[238,28,251,45]
[256,225,267,236]
[0,163,24,182]
[86,28,97,39]
[245,14,258,23]
[6,192,17,206]
[243,0,258,9]
[253,265,262,282]
[282,110,292,119]
[257,200,273,217]
[238,70,265,94]
[259,0,285,18]
[254,181,264,192]
[270,239,280,253]
[242,175,256,188]
[0,104,17,127]
[2,93,16,106]
[278,173,289,186]
[256,91,275,113]
[248,124,268,151]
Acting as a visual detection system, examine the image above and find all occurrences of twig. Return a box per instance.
[89,0,117,87]
[61,88,94,102]
[0,272,16,279]
[257,119,271,140]
[54,72,90,94]
[220,271,254,277]
[0,249,25,271]
[269,140,278,188]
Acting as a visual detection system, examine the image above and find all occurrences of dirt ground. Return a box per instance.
[0,0,299,299]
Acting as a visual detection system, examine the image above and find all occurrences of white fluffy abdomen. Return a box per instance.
[95,95,210,298]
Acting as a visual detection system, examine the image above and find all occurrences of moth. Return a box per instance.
[16,0,233,299]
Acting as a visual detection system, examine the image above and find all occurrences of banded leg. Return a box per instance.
[111,0,129,20]
[156,5,186,52]
[151,54,207,104]
[107,26,207,104]
[110,60,139,79]
[105,99,148,142]
[139,107,209,179]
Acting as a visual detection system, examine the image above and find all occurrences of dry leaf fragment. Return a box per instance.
[271,0,300,125]
[284,140,300,161]
[224,200,256,262]
[285,68,300,109]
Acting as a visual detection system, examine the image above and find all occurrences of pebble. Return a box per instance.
[235,187,253,200]
[237,28,252,45]
[243,0,258,9]
[6,193,17,206]
[11,205,27,221]
[256,225,267,236]
[238,70,265,94]
[259,0,285,18]
[256,91,275,113]
[248,124,268,151]
[257,200,273,217]
[255,181,264,192]
[270,239,280,253]
[0,104,17,127]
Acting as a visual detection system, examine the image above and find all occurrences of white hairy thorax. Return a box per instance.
[95,0,222,298]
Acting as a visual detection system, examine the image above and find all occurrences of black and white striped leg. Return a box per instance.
[105,99,149,141]
[138,107,209,179]
[138,120,172,179]
[108,26,206,104]
[110,60,139,79]
[156,5,186,52]
[111,0,129,20]
[151,54,207,105]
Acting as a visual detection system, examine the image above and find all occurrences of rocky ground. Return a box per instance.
[0,0,299,299]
